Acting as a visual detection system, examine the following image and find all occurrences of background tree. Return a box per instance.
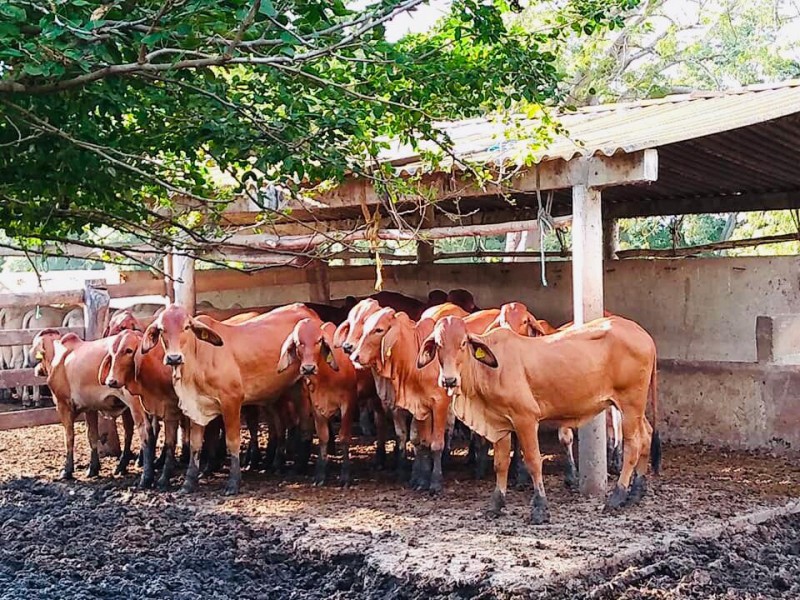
[0,0,639,269]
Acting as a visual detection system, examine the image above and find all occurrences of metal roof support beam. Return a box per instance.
[571,183,608,498]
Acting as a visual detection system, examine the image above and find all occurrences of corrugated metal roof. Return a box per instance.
[382,80,800,175]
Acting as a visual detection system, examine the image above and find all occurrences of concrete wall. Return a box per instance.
[205,256,800,451]
[331,256,800,363]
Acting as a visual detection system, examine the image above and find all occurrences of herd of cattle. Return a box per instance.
[7,288,661,523]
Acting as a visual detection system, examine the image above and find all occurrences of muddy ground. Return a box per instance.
[1,422,799,598]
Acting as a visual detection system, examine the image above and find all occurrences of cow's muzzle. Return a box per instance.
[441,376,458,388]
[105,378,122,389]
[300,364,317,376]
[164,354,184,366]
[342,343,354,355]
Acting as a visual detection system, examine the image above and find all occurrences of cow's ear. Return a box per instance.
[379,321,400,367]
[527,318,547,337]
[140,323,160,355]
[320,337,339,372]
[467,335,498,368]
[277,335,297,373]
[190,320,224,347]
[416,335,437,369]
[333,321,350,348]
[98,353,112,386]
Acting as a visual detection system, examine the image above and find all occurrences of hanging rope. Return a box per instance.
[535,165,555,287]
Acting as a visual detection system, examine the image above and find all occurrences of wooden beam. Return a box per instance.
[0,407,86,431]
[0,368,46,388]
[311,150,659,210]
[0,290,84,310]
[307,260,331,303]
[417,204,435,264]
[572,184,607,498]
[0,327,84,347]
[225,217,572,254]
[606,189,800,218]
[603,218,619,260]
[616,232,800,258]
[82,280,118,456]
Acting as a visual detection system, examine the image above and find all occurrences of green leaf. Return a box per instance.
[259,0,277,17]
[0,4,26,21]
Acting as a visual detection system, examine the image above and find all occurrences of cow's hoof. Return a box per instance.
[605,484,628,511]
[429,475,443,495]
[139,476,154,490]
[564,470,579,492]
[626,474,647,506]
[224,482,240,496]
[59,469,74,481]
[485,490,506,518]
[530,494,550,525]
[114,463,128,476]
[86,465,100,479]
[179,480,198,495]
[156,477,171,492]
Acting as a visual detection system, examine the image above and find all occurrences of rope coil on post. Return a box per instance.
[535,165,555,287]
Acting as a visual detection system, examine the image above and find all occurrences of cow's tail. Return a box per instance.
[648,353,662,476]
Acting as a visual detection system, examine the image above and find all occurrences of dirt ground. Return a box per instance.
[1,422,799,599]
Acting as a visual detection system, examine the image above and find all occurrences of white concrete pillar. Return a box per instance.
[571,184,607,497]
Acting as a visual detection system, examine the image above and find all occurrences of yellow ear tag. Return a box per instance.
[35,351,44,361]
[385,346,392,358]
[474,347,486,359]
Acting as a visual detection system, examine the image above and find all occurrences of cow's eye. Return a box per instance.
[184,325,191,331]
[374,327,384,334]
[125,348,134,355]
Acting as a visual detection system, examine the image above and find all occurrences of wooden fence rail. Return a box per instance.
[0,327,84,347]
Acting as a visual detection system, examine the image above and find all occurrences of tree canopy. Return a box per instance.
[0,0,640,267]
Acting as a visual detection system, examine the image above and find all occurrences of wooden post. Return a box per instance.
[571,184,608,497]
[173,252,196,314]
[83,280,120,457]
[416,204,435,264]
[163,254,175,304]
[307,260,331,303]
[603,218,619,260]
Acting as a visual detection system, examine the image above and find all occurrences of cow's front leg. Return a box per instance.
[242,405,261,472]
[181,421,205,494]
[56,401,75,480]
[157,419,179,491]
[487,434,511,517]
[339,397,356,487]
[392,408,410,476]
[135,410,155,489]
[115,410,135,475]
[517,421,550,524]
[85,411,101,478]
[429,401,449,494]
[313,412,329,487]
[475,435,491,480]
[372,397,388,470]
[222,405,243,495]
[558,426,578,491]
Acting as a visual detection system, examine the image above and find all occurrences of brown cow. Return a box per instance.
[419,302,469,322]
[140,302,317,494]
[447,289,480,313]
[350,308,451,493]
[335,298,412,473]
[417,315,660,523]
[100,330,182,489]
[278,318,363,485]
[31,330,149,483]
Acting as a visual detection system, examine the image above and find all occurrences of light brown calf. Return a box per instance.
[141,303,316,494]
[100,329,182,489]
[278,319,361,485]
[31,330,149,483]
[350,308,451,493]
[417,315,660,523]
